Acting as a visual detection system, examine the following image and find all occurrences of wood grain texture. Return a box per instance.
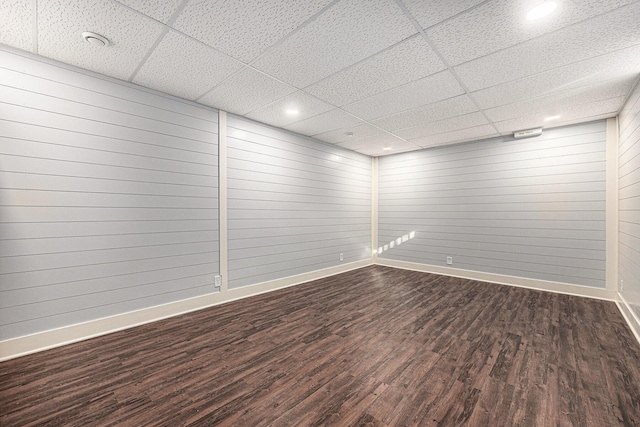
[1,265,639,426]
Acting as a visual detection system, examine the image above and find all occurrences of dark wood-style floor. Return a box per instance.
[1,266,639,426]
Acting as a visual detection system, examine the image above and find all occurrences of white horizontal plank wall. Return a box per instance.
[226,115,372,289]
[377,120,607,288]
[0,47,220,341]
[618,81,640,324]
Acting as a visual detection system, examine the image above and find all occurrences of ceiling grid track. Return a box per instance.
[126,0,191,83]
[195,0,342,103]
[9,0,639,156]
[395,0,502,136]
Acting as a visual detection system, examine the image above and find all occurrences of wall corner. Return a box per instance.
[372,157,379,262]
[605,116,619,293]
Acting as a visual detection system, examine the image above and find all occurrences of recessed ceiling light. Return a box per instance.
[285,109,299,115]
[527,2,557,20]
[82,31,110,47]
[383,147,392,151]
[345,132,354,137]
[544,115,561,121]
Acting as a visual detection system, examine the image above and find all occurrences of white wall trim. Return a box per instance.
[219,110,228,292]
[376,258,617,301]
[371,157,378,263]
[0,293,216,363]
[617,294,640,345]
[222,259,373,304]
[606,117,619,292]
[6,259,638,362]
[0,259,372,362]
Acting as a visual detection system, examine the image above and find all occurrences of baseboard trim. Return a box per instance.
[221,259,373,304]
[0,259,372,362]
[3,259,629,362]
[0,292,218,363]
[616,295,640,345]
[375,259,617,301]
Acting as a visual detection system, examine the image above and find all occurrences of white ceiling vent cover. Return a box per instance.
[82,32,110,48]
[513,128,543,139]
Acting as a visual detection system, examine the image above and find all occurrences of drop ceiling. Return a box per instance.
[2,0,640,156]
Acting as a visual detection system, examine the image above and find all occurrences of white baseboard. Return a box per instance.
[3,259,633,362]
[0,259,372,362]
[0,292,218,363]
[375,258,617,301]
[221,259,373,303]
[616,294,640,345]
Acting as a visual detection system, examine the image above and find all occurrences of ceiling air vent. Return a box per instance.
[82,32,110,48]
[513,128,542,139]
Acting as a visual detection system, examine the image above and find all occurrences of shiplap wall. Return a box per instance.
[226,115,371,289]
[619,81,640,317]
[0,47,220,340]
[377,121,607,288]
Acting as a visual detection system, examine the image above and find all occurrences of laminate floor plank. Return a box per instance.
[1,265,639,426]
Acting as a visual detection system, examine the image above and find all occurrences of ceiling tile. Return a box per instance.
[251,0,416,88]
[304,35,445,106]
[470,44,640,109]
[336,133,419,156]
[343,70,465,120]
[403,0,487,29]
[284,109,362,136]
[493,97,625,133]
[245,90,335,128]
[132,30,243,100]
[484,77,636,122]
[5,0,638,158]
[357,143,420,157]
[409,124,498,147]
[371,95,478,131]
[116,0,183,23]
[37,0,166,81]
[173,0,334,63]
[454,3,640,91]
[198,66,297,115]
[394,111,489,140]
[313,122,383,145]
[1,0,33,52]
[428,0,638,66]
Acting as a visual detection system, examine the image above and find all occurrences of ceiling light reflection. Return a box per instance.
[527,2,557,20]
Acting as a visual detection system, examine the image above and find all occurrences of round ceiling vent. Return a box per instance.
[82,31,110,47]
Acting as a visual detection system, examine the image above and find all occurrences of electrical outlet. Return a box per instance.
[340,253,344,262]
[446,256,453,265]
[214,275,221,287]
[620,279,624,291]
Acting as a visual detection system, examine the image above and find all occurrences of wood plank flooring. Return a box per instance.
[1,265,639,426]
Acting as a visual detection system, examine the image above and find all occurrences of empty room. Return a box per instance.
[1,0,640,425]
